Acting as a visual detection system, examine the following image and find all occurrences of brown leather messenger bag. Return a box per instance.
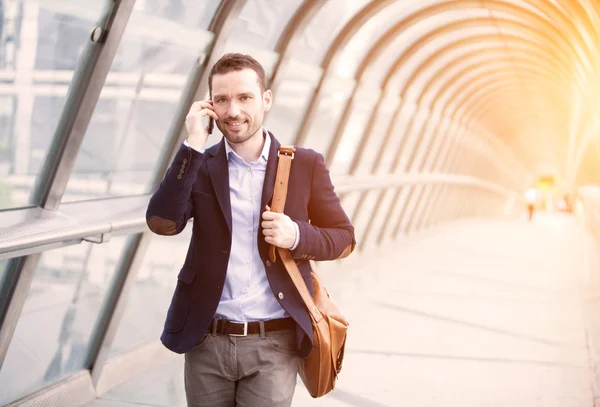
[267,145,349,398]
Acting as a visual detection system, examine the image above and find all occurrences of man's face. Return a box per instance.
[211,68,272,145]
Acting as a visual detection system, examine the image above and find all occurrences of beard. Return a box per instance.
[217,115,263,145]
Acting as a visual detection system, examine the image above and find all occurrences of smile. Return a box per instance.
[226,121,246,129]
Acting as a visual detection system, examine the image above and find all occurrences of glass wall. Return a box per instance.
[62,2,218,203]
[109,228,193,357]
[0,1,111,210]
[0,235,133,405]
[264,60,321,145]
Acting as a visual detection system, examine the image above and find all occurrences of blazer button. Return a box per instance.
[265,260,272,267]
[278,292,284,300]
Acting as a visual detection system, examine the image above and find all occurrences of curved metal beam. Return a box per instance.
[447,67,567,122]
[356,16,591,86]
[459,78,565,129]
[342,16,583,175]
[457,83,562,167]
[268,0,327,95]
[345,35,560,175]
[382,67,566,174]
[296,2,589,153]
[426,53,568,110]
[396,34,579,97]
[430,70,563,171]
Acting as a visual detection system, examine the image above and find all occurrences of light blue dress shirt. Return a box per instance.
[185,131,299,322]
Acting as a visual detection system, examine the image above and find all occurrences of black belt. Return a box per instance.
[209,317,296,337]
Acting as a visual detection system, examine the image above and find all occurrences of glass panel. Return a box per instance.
[292,0,370,65]
[395,185,421,235]
[229,0,304,50]
[0,235,133,405]
[133,0,221,30]
[376,101,417,174]
[354,188,393,246]
[264,60,321,145]
[353,91,400,175]
[62,2,216,203]
[411,184,434,229]
[340,190,362,224]
[0,258,12,308]
[365,9,494,86]
[0,1,111,210]
[333,0,437,78]
[300,75,354,154]
[400,42,509,101]
[109,227,193,356]
[330,83,380,176]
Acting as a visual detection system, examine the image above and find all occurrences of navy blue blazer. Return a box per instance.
[146,132,355,358]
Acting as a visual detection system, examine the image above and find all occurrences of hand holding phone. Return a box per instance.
[185,99,218,150]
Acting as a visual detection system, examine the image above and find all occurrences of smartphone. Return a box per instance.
[207,99,214,134]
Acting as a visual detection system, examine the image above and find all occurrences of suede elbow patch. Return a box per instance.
[147,216,177,235]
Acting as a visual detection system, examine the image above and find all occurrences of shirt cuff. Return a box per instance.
[183,139,205,153]
[290,222,300,251]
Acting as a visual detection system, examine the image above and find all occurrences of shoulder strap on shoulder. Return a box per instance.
[268,146,296,263]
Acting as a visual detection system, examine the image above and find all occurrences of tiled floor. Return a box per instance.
[86,213,595,407]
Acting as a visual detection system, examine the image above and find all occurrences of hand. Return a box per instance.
[261,205,296,249]
[185,100,218,150]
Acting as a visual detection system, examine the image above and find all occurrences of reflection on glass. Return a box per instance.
[340,191,362,223]
[352,92,400,175]
[265,61,319,145]
[0,1,110,210]
[230,0,303,49]
[293,0,370,65]
[62,2,217,203]
[300,75,354,154]
[132,0,220,30]
[0,258,11,309]
[0,236,132,405]
[330,85,380,176]
[333,0,443,79]
[110,228,193,357]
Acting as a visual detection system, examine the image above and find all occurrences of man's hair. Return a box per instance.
[208,53,267,96]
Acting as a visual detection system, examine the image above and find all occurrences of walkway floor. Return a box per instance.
[87,212,594,407]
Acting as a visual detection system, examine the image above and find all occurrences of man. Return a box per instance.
[146,53,355,407]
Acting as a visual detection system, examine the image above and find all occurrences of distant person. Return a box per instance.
[525,187,537,221]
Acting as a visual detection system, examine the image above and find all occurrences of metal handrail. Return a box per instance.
[0,195,149,260]
[332,172,518,195]
[0,173,517,259]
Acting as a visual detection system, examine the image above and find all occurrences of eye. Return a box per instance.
[240,96,251,101]
[214,98,227,104]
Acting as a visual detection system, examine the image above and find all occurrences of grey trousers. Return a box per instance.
[184,329,300,407]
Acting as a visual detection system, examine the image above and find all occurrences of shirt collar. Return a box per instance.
[224,128,270,163]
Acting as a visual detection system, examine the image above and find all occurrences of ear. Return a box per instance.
[263,89,273,112]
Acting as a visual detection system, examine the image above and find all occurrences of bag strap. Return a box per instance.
[269,146,321,321]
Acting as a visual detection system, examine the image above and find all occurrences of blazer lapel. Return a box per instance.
[207,139,232,234]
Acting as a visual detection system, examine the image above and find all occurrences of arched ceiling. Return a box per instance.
[282,0,600,187]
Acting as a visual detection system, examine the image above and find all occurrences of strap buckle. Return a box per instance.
[229,321,248,337]
[278,146,296,159]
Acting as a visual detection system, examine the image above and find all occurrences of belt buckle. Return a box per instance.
[229,321,248,337]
